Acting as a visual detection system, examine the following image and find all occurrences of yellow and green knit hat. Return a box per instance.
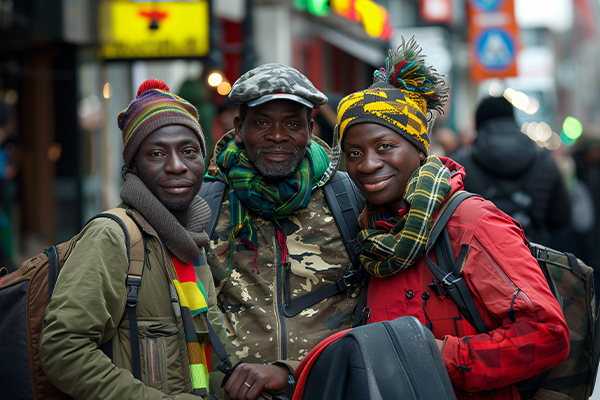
[337,37,449,155]
[118,79,206,168]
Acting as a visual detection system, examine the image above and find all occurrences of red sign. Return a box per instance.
[467,0,520,82]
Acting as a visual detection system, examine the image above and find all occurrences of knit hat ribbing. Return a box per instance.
[118,79,206,168]
[337,37,449,155]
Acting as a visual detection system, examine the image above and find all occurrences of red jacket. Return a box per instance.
[366,157,569,399]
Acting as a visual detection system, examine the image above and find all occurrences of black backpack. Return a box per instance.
[426,191,600,400]
[292,315,457,400]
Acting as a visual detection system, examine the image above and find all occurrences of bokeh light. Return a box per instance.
[523,97,540,115]
[503,88,516,102]
[562,116,583,140]
[560,130,577,146]
[217,81,232,96]
[489,82,504,97]
[103,82,112,99]
[207,72,223,87]
[512,91,530,110]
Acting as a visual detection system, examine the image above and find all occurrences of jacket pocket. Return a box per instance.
[137,318,182,393]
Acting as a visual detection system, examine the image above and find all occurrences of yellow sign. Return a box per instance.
[99,0,210,59]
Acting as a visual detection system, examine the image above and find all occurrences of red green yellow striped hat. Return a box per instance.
[118,79,206,168]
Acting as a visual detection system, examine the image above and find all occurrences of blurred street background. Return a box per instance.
[0,0,599,290]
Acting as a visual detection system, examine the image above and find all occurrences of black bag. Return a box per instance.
[293,316,457,400]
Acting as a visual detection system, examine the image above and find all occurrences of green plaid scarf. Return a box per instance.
[216,139,330,268]
[357,156,452,278]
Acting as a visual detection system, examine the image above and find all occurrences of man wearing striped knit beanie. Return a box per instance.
[40,79,224,400]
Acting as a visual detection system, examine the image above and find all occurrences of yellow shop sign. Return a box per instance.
[99,0,210,59]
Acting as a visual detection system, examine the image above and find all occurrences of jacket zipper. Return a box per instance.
[275,233,287,360]
[473,237,540,321]
[382,321,421,399]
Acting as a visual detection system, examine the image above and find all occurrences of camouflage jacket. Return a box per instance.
[205,131,361,395]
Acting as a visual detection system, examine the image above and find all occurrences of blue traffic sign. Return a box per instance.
[476,29,515,70]
[469,0,505,11]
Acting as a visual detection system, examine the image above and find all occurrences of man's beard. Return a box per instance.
[255,145,299,178]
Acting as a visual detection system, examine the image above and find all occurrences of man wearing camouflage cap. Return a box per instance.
[203,64,363,400]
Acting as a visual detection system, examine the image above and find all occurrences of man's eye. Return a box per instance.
[348,150,361,158]
[150,151,163,157]
[379,144,392,150]
[182,149,197,156]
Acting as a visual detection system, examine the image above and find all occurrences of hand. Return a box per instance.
[223,363,289,400]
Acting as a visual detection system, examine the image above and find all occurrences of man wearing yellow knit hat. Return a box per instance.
[40,79,222,399]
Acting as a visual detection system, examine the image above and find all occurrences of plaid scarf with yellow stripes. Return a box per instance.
[216,139,330,265]
[357,156,452,278]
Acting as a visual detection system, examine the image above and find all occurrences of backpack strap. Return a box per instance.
[425,191,489,334]
[88,208,146,381]
[282,172,367,322]
[199,175,228,240]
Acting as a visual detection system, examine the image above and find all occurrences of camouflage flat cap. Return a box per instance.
[229,63,328,109]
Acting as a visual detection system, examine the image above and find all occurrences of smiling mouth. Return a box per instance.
[162,182,193,195]
[361,177,393,192]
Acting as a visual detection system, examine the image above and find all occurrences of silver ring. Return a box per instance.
[244,381,252,389]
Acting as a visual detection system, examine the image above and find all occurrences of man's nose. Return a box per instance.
[265,122,289,142]
[165,152,187,173]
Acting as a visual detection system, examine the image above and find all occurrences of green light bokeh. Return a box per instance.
[562,116,583,140]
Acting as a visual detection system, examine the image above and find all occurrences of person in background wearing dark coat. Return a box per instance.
[452,96,571,245]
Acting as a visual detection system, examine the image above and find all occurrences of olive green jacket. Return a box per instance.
[206,133,361,398]
[40,205,224,400]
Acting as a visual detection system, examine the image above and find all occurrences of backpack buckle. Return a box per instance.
[126,276,142,307]
[336,274,354,292]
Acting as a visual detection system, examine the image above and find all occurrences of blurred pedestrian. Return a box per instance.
[571,129,600,284]
[452,96,571,245]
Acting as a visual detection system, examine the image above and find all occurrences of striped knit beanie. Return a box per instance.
[337,37,449,155]
[118,79,206,168]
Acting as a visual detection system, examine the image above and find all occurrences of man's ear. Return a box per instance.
[233,115,244,144]
[307,119,313,146]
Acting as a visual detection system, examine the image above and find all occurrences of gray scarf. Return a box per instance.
[120,172,210,264]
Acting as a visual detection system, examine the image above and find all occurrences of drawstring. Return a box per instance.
[422,292,433,330]
[277,228,288,262]
[240,239,260,274]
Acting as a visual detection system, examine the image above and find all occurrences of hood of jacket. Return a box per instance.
[206,129,337,182]
[440,156,466,194]
[470,117,537,178]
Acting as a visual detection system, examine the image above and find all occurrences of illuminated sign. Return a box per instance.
[99,0,210,60]
[296,0,392,40]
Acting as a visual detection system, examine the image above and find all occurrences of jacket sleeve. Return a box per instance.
[39,221,198,400]
[441,209,569,393]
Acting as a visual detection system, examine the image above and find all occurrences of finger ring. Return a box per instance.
[244,381,252,389]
